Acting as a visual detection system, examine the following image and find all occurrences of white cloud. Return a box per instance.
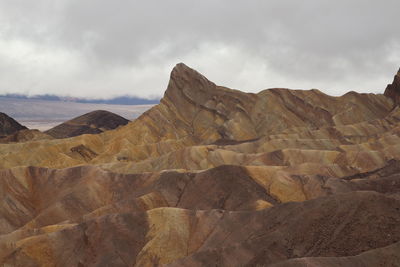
[0,0,399,99]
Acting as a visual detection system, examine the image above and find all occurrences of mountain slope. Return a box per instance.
[0,112,27,137]
[0,160,400,266]
[384,68,400,105]
[1,167,399,266]
[44,110,129,138]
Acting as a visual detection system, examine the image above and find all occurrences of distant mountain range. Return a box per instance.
[0,94,160,105]
[0,96,154,131]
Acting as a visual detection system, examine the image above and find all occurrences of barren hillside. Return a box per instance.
[0,64,399,266]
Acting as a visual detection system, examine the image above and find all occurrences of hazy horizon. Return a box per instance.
[0,96,153,130]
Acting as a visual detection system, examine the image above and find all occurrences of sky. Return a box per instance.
[0,0,399,99]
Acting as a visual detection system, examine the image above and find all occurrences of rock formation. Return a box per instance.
[0,63,400,266]
[45,110,129,138]
[0,112,27,137]
[384,68,400,105]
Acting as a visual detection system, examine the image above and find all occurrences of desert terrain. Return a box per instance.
[0,64,399,266]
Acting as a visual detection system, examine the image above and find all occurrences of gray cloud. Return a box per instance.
[0,0,399,99]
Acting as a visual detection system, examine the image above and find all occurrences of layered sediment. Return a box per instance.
[1,64,400,266]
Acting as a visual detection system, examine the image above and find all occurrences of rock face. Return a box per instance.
[384,68,400,105]
[1,63,400,266]
[45,110,129,138]
[0,112,27,137]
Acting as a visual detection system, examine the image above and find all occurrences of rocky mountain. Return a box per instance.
[44,110,130,138]
[0,112,27,137]
[0,96,153,131]
[0,64,400,266]
[0,113,53,144]
[384,68,400,105]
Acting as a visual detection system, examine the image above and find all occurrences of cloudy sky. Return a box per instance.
[0,0,399,99]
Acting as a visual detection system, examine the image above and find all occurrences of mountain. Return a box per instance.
[0,112,27,137]
[44,110,130,138]
[0,63,400,266]
[0,112,53,143]
[0,63,394,170]
[384,68,400,105]
[0,97,153,131]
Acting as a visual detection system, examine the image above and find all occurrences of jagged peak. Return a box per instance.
[169,63,214,87]
[171,62,201,76]
[384,68,400,105]
[172,62,192,73]
[163,63,218,105]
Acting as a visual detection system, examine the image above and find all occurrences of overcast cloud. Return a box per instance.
[0,0,399,99]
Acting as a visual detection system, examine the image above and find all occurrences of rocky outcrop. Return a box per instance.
[384,68,400,105]
[45,110,129,138]
[0,112,27,137]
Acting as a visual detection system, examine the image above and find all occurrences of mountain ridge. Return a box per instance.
[45,110,130,139]
[0,112,27,137]
[384,68,400,105]
[0,63,400,266]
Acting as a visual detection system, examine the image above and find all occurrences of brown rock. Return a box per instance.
[45,110,129,138]
[0,112,27,137]
[384,68,400,105]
